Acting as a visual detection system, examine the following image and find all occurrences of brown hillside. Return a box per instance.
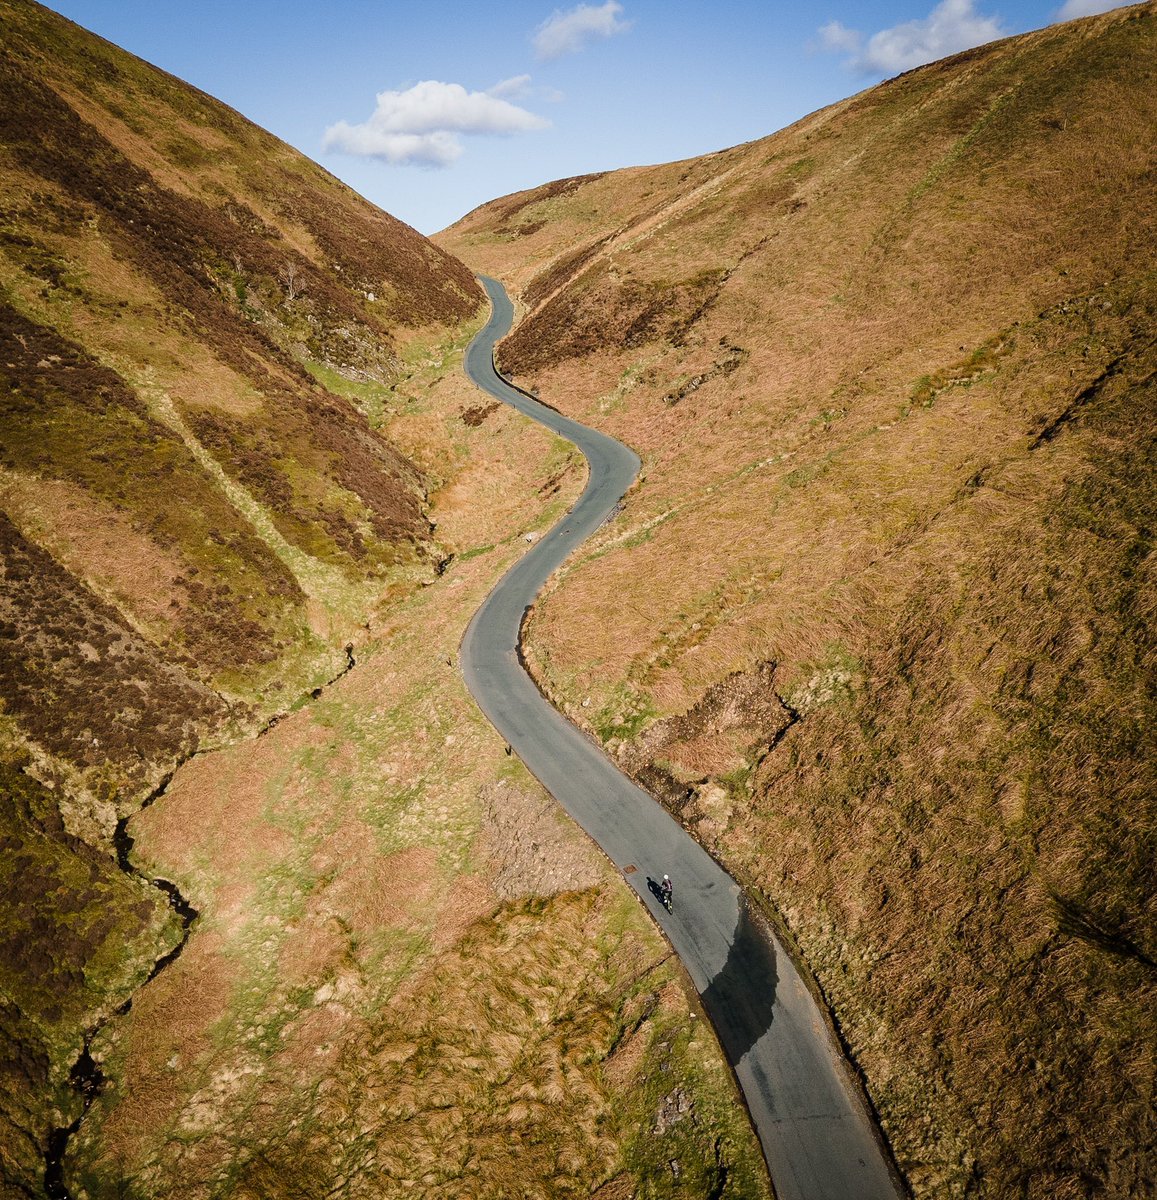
[440,5,1157,1197]
[0,0,484,808]
[0,0,484,1193]
[0,6,769,1200]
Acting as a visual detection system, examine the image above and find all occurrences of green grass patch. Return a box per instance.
[785,643,863,715]
[909,331,1016,409]
[305,361,395,429]
[593,684,658,743]
[783,454,834,489]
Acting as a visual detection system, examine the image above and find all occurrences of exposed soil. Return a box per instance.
[614,662,798,835]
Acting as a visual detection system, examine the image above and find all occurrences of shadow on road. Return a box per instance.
[701,901,779,1065]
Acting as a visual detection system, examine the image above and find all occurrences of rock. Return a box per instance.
[478,780,603,899]
[653,1086,693,1134]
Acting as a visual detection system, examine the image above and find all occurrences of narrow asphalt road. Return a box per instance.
[461,275,902,1200]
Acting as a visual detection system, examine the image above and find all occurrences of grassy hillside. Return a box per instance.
[0,3,770,1196]
[65,361,768,1199]
[439,4,1157,1196]
[0,0,476,1189]
[0,0,485,814]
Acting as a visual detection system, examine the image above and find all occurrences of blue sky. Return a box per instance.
[39,0,1135,234]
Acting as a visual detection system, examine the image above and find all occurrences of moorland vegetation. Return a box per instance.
[440,5,1157,1195]
[0,2,767,1196]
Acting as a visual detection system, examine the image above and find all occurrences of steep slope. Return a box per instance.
[0,0,483,811]
[439,5,1157,1196]
[0,6,772,1200]
[0,0,484,1192]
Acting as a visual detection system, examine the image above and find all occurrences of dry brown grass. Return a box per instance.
[0,472,187,631]
[0,8,492,1186]
[0,0,486,770]
[61,325,770,1199]
[440,6,1157,1196]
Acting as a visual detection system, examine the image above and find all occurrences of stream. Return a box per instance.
[43,798,200,1200]
[43,644,357,1196]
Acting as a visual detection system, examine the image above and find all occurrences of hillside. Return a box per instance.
[0,0,476,1187]
[0,0,482,798]
[0,3,771,1198]
[439,4,1157,1196]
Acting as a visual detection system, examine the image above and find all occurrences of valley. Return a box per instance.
[2,0,1155,1197]
[1,2,765,1196]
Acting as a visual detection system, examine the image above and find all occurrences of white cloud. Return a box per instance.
[533,1,632,60]
[1055,0,1133,18]
[323,80,549,168]
[322,124,463,167]
[489,74,533,100]
[818,19,862,54]
[491,74,566,104]
[820,0,1006,75]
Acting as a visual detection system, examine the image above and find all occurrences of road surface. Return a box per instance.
[461,275,902,1200]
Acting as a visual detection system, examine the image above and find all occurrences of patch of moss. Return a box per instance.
[594,684,658,743]
[909,331,1016,409]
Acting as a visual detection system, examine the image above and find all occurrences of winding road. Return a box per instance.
[461,276,902,1200]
